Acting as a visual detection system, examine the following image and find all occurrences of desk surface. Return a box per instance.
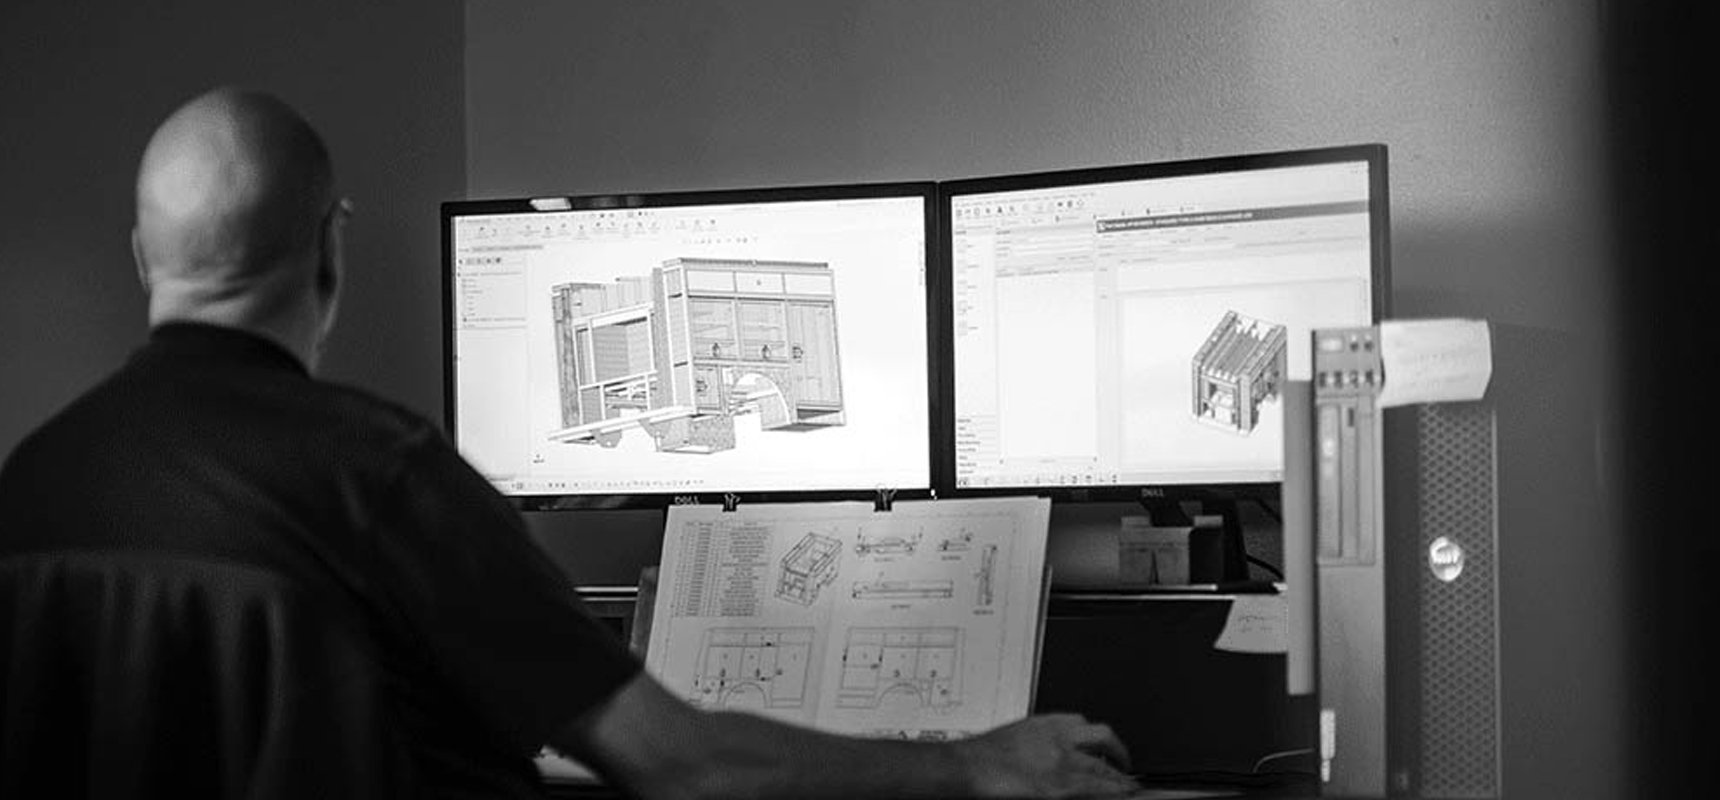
[560,590,1312,800]
[541,777,1323,799]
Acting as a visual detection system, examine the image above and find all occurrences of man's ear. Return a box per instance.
[132,227,150,293]
[315,198,349,330]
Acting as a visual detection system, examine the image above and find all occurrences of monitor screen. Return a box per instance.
[940,146,1389,496]
[443,184,937,507]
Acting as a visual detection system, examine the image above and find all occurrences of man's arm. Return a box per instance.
[548,671,1139,800]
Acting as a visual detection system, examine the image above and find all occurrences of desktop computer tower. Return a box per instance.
[1305,322,1597,799]
[1382,399,1500,799]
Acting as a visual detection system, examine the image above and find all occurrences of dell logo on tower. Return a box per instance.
[1428,537,1465,582]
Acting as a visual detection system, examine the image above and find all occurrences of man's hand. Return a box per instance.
[556,674,1141,800]
[953,713,1140,798]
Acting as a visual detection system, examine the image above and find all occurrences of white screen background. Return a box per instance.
[951,162,1375,488]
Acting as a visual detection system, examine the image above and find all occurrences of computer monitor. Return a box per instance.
[938,145,1389,500]
[442,183,938,508]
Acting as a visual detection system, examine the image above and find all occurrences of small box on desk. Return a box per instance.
[1119,515,1237,588]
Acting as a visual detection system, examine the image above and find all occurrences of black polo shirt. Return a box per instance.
[0,323,640,797]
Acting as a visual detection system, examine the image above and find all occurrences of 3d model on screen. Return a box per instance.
[549,258,845,453]
[1190,310,1287,434]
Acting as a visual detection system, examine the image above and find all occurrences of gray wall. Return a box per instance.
[468,1,1609,332]
[467,2,1622,798]
[0,0,465,451]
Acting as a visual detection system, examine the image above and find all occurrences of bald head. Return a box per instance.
[134,88,345,368]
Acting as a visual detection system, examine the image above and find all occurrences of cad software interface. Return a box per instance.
[950,161,1375,489]
[450,195,931,496]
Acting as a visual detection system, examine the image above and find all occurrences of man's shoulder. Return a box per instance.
[6,362,449,481]
[292,378,458,469]
[313,379,441,437]
[1,367,137,472]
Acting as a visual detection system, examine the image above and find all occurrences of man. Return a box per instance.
[0,88,1139,799]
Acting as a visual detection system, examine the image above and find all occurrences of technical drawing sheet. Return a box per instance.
[644,497,1052,740]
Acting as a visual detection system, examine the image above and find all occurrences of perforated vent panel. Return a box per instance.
[1417,402,1500,798]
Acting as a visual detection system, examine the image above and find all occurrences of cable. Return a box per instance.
[1246,554,1284,581]
[1131,768,1318,789]
[1251,747,1315,773]
[1239,497,1284,581]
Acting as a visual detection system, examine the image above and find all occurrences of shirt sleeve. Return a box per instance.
[369,426,642,754]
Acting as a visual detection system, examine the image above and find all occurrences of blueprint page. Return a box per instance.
[645,497,1051,738]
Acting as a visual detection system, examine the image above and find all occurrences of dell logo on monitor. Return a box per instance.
[1428,537,1465,582]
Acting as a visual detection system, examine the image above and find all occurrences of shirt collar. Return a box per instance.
[145,322,310,377]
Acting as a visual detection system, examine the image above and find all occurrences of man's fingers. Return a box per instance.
[1068,751,1141,796]
[1066,721,1132,773]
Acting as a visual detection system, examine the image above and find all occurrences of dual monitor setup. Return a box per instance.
[442,145,1388,511]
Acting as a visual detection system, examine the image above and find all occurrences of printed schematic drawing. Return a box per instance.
[549,258,845,453]
[1190,310,1287,434]
[690,627,815,710]
[975,544,998,607]
[937,531,973,552]
[850,578,955,601]
[776,532,841,606]
[854,528,921,558]
[837,628,962,710]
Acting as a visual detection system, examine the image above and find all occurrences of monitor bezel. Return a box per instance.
[441,181,943,511]
[931,144,1392,504]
